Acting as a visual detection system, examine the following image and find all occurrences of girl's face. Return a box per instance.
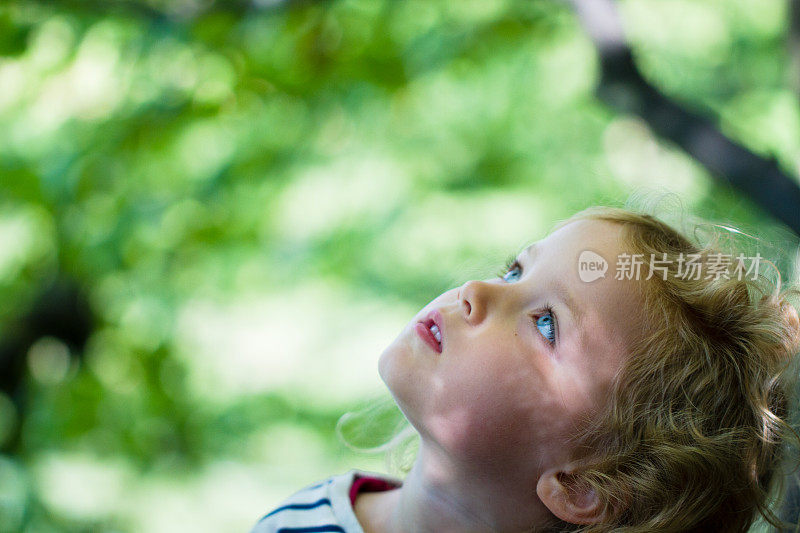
[379,219,643,482]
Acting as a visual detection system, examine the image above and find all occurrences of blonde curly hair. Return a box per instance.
[551,205,800,533]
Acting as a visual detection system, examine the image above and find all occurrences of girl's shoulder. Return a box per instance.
[249,470,401,533]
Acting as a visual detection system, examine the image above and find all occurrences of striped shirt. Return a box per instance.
[250,470,402,533]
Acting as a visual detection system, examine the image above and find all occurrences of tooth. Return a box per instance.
[430,325,439,335]
[433,331,442,342]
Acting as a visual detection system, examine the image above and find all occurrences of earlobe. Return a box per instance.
[536,468,606,525]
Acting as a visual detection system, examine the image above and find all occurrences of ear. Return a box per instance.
[536,467,606,525]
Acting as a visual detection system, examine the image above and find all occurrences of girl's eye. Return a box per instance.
[536,311,557,345]
[500,259,522,283]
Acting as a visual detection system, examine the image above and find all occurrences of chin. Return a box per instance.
[377,339,417,415]
[377,346,392,385]
[377,339,403,391]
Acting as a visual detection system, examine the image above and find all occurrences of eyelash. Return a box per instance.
[498,256,558,345]
[497,255,518,279]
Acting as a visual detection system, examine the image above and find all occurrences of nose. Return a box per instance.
[459,279,494,325]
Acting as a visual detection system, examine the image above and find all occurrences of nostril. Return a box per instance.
[463,300,472,316]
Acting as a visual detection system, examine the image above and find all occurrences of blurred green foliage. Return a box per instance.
[0,0,798,531]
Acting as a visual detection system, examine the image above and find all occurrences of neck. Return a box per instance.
[358,443,554,533]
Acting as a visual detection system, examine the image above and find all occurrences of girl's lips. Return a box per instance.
[415,310,443,353]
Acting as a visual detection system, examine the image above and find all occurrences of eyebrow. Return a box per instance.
[520,243,584,328]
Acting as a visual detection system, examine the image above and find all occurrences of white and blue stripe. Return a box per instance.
[250,470,399,533]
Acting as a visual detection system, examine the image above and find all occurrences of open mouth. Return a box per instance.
[415,313,443,353]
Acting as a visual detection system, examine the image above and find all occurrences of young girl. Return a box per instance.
[250,205,800,532]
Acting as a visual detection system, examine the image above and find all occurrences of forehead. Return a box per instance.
[523,219,626,284]
[539,218,622,256]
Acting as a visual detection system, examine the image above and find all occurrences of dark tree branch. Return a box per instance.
[567,0,800,236]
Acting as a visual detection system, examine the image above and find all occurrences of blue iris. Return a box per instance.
[502,264,522,283]
[537,313,556,344]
